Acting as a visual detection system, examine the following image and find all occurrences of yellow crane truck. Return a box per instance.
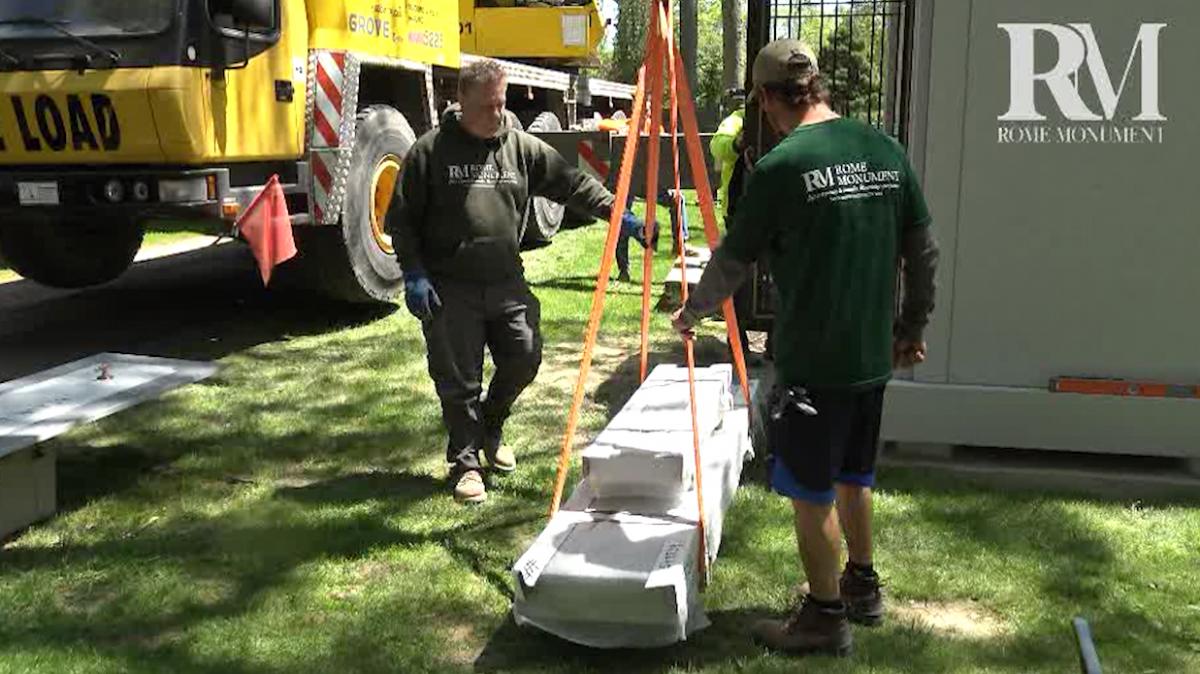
[0,0,632,301]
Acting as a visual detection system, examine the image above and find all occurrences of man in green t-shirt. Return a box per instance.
[673,39,939,657]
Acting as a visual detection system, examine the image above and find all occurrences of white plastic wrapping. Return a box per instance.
[581,364,732,498]
[511,365,754,649]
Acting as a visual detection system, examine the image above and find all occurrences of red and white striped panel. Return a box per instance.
[306,50,362,225]
[309,150,336,224]
[577,139,610,182]
[311,51,346,149]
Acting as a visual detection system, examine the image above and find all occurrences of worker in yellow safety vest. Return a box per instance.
[709,104,745,211]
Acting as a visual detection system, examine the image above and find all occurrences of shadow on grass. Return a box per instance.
[276,470,442,506]
[0,244,398,382]
[0,468,544,672]
[474,603,1069,674]
[42,323,428,525]
[473,608,766,673]
[276,471,541,600]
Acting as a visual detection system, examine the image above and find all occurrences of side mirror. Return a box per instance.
[227,0,274,28]
[209,0,275,76]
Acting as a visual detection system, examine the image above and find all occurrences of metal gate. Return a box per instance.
[739,0,917,329]
[749,0,914,141]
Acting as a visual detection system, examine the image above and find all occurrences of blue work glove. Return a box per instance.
[621,211,647,245]
[403,270,442,321]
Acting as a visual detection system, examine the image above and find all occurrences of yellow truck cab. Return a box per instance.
[0,0,631,300]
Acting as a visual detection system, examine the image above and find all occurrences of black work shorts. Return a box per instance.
[766,383,886,504]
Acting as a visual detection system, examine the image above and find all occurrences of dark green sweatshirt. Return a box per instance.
[385,108,615,283]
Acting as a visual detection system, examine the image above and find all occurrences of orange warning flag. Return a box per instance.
[236,174,297,286]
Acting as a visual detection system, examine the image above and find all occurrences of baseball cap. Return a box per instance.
[749,39,820,102]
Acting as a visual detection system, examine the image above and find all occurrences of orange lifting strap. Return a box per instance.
[546,0,752,586]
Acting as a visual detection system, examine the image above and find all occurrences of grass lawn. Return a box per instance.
[1,199,1198,674]
[0,220,218,283]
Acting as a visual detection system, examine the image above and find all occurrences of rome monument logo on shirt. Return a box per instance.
[996,22,1166,144]
[802,162,901,204]
[447,164,519,187]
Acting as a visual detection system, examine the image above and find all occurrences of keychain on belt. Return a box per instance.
[770,385,819,420]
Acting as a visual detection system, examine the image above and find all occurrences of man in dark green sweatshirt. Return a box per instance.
[385,59,642,504]
[672,40,939,657]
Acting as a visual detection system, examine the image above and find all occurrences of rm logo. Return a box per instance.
[998,23,1166,123]
[802,167,833,192]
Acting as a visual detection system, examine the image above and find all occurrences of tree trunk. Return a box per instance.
[679,0,699,95]
[721,0,743,94]
[621,0,654,83]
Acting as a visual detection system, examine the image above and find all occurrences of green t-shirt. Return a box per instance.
[723,117,931,390]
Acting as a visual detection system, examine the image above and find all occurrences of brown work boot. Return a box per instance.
[453,470,487,504]
[792,565,885,627]
[752,595,853,657]
[841,563,885,626]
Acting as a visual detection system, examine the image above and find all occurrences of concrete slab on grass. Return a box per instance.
[0,353,218,458]
[0,445,55,541]
[662,246,711,294]
[0,353,216,540]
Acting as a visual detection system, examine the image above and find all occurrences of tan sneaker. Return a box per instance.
[453,470,487,504]
[485,444,516,473]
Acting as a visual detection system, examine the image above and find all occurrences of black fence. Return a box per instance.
[739,0,917,326]
[750,0,913,141]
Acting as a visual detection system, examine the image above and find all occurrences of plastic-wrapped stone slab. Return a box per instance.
[581,364,732,498]
[511,404,752,649]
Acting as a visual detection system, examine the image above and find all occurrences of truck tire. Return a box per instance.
[0,214,143,288]
[291,105,415,303]
[521,111,566,250]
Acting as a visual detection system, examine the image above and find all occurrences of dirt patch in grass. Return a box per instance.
[354,559,406,583]
[892,599,1011,638]
[536,341,629,397]
[442,622,482,667]
[56,585,122,619]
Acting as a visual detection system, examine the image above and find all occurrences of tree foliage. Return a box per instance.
[604,0,892,119]
[604,0,733,109]
[817,11,887,122]
[606,0,650,84]
[792,4,897,124]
